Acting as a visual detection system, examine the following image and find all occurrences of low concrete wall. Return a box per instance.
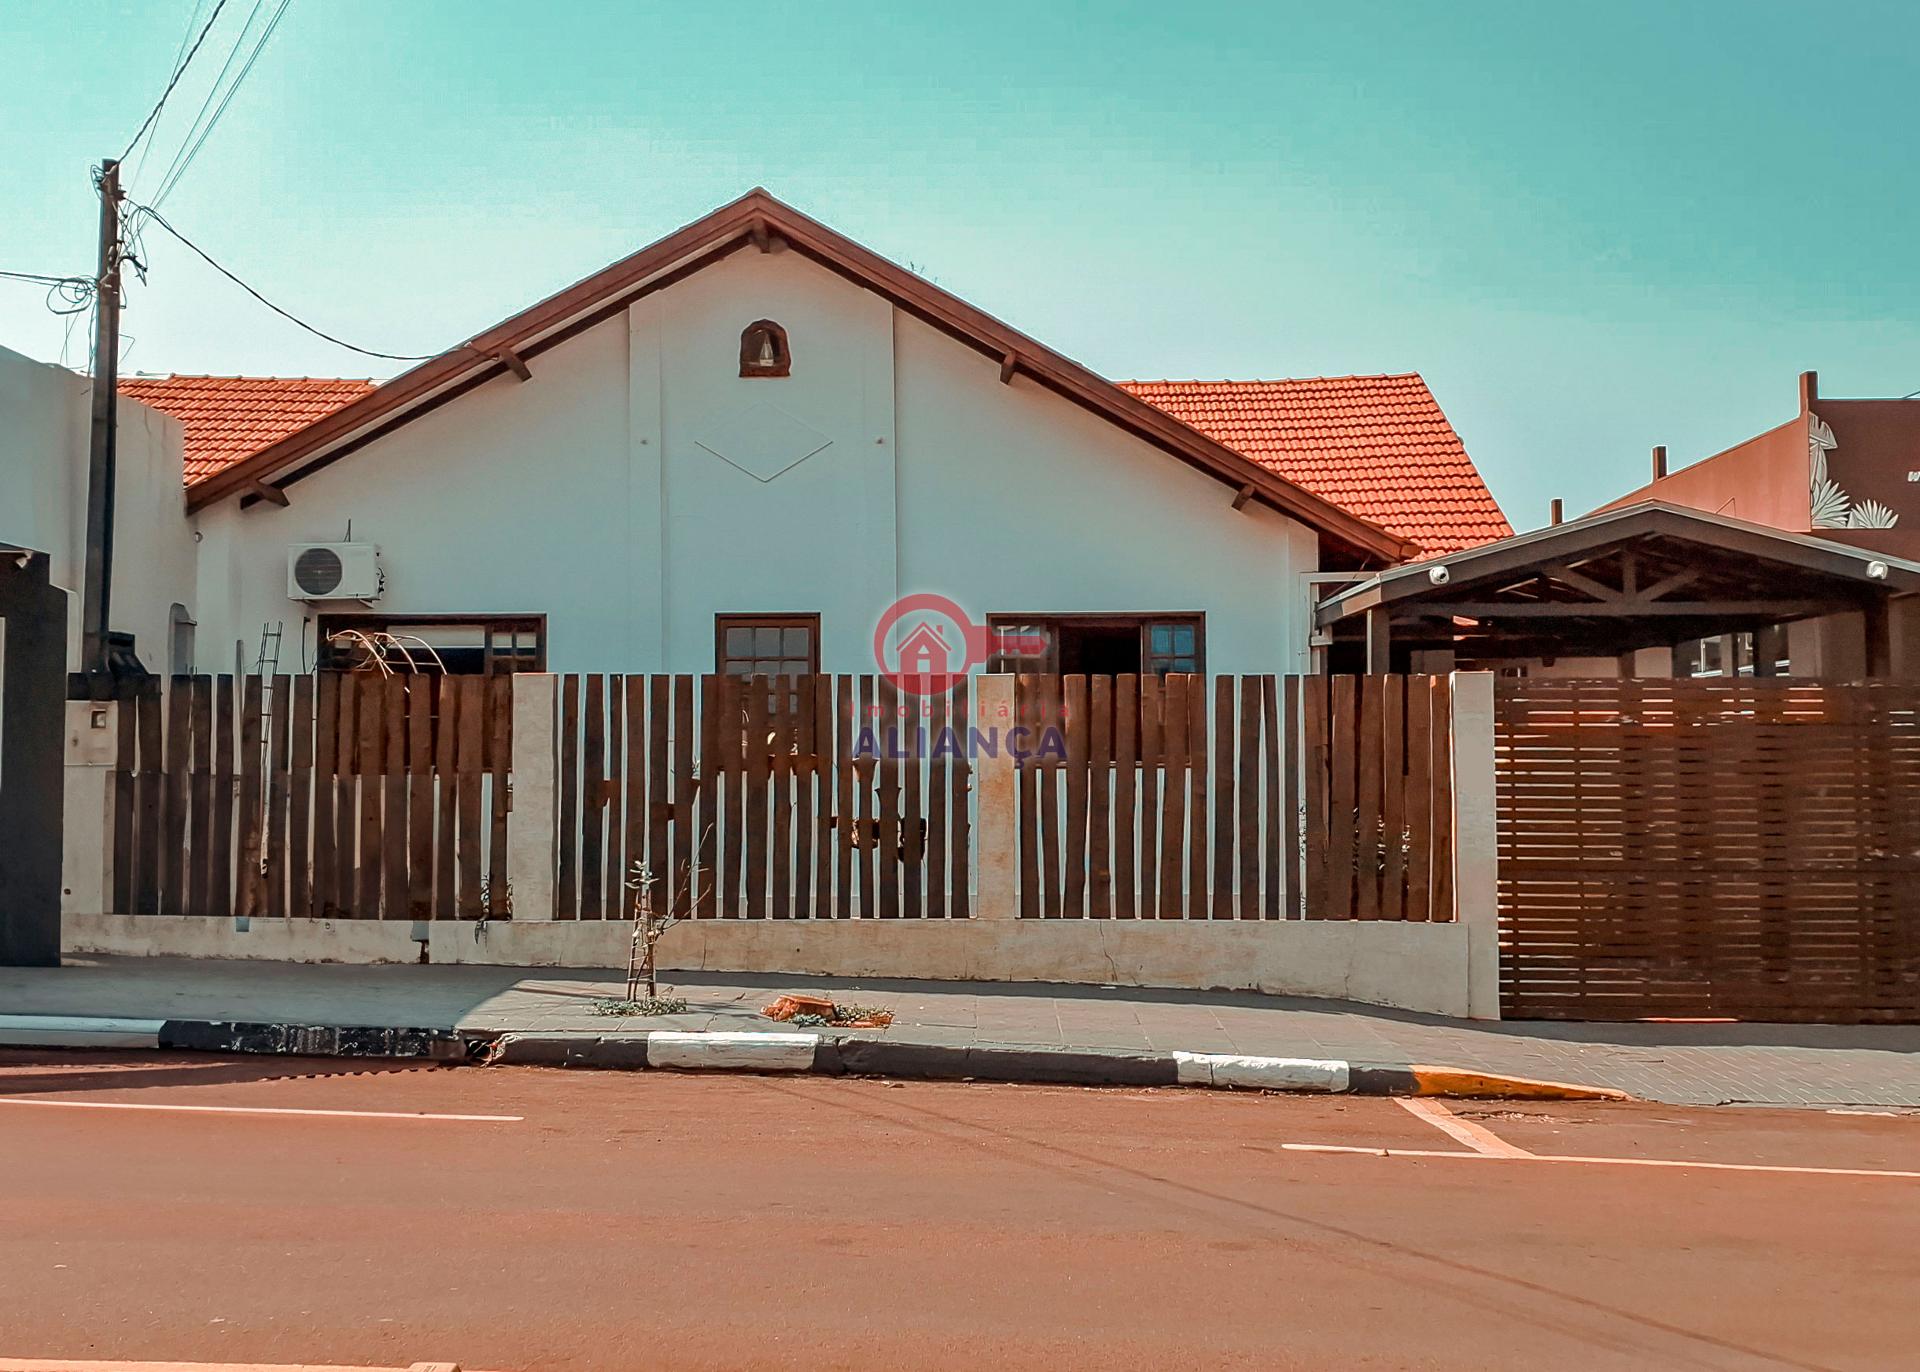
[63,913,1472,1016]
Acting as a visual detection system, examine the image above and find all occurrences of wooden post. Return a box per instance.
[1450,671,1500,1020]
[506,673,559,920]
[973,675,1018,919]
[1365,606,1392,675]
[1864,600,1893,680]
[79,159,123,687]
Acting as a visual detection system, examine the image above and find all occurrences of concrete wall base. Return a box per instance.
[63,913,1472,1017]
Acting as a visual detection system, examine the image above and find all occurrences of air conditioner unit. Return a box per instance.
[287,543,382,601]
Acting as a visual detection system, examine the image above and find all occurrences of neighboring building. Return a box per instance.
[106,189,1505,681]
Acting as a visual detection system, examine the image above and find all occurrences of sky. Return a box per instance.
[3,0,1917,527]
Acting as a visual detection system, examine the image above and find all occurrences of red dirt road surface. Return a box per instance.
[2,1050,1917,1371]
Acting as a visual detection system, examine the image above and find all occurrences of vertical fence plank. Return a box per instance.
[1405,676,1433,922]
[669,674,695,916]
[1355,676,1383,921]
[1380,676,1407,923]
[1211,675,1235,919]
[926,685,947,920]
[160,678,190,917]
[899,679,923,920]
[949,676,971,920]
[645,674,670,916]
[406,680,433,920]
[793,677,816,918]
[1061,675,1088,918]
[835,675,855,920]
[357,677,386,918]
[581,675,605,920]
[1088,675,1112,917]
[1262,676,1282,919]
[875,676,901,919]
[604,675,624,916]
[1039,675,1064,918]
[1137,675,1161,919]
[1302,674,1329,919]
[1327,675,1358,919]
[1016,677,1040,919]
[1111,676,1136,920]
[1159,674,1188,919]
[110,695,135,914]
[265,676,291,920]
[1238,676,1261,920]
[188,676,213,915]
[457,676,485,917]
[628,676,652,915]
[716,674,743,919]
[333,674,359,918]
[745,676,770,919]
[1278,676,1298,919]
[311,673,337,919]
[1186,675,1209,917]
[213,675,237,919]
[232,676,261,919]
[434,675,459,920]
[770,683,792,919]
[814,676,836,919]
[288,676,314,920]
[1430,675,1455,921]
[134,680,163,915]
[378,681,406,918]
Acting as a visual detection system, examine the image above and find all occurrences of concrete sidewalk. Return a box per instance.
[4,955,1918,1107]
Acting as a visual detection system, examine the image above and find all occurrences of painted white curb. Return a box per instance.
[0,1015,165,1049]
[1172,1051,1350,1093]
[644,1030,820,1072]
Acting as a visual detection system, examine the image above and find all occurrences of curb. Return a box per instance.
[0,1017,1628,1101]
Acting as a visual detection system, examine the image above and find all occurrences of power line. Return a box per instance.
[124,202,435,362]
[150,0,293,207]
[0,267,97,315]
[120,0,233,161]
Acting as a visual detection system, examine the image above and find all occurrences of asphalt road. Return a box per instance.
[2,1050,1917,1372]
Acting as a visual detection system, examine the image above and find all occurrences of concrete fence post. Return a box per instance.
[1449,670,1500,1020]
[973,674,1018,919]
[62,699,118,918]
[507,673,559,921]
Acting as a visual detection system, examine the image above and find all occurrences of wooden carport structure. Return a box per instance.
[1314,502,1920,676]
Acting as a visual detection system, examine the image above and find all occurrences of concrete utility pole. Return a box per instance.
[79,157,124,693]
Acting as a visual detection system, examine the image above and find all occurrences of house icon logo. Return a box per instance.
[872,592,1047,697]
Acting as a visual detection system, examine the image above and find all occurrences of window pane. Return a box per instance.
[755,626,784,654]
[782,626,811,655]
[726,627,756,656]
[1169,624,1195,652]
[1149,624,1173,653]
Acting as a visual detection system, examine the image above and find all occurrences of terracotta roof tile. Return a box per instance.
[119,375,376,484]
[1121,374,1510,555]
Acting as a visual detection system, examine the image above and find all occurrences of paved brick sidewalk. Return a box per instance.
[5,955,1919,1108]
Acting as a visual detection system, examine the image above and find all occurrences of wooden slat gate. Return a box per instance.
[113,673,510,920]
[552,673,973,919]
[1495,677,1920,1023]
[1012,674,1455,920]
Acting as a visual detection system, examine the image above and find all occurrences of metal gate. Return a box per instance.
[1495,677,1920,1023]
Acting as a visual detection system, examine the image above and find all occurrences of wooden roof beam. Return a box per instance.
[489,344,533,382]
[243,478,288,508]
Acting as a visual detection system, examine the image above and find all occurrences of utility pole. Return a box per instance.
[79,157,124,693]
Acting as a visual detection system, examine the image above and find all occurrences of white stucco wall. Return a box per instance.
[190,249,1319,672]
[0,343,197,671]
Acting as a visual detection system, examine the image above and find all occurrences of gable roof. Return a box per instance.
[175,188,1413,564]
[119,375,376,482]
[1121,375,1510,556]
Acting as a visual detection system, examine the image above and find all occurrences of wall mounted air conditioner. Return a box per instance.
[287,543,382,601]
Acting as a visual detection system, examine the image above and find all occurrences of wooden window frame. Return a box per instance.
[316,612,547,675]
[715,612,821,676]
[984,612,1206,676]
[739,319,791,378]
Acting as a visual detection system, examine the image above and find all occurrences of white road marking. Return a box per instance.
[0,1098,519,1122]
[1395,1097,1533,1157]
[1281,1141,1920,1180]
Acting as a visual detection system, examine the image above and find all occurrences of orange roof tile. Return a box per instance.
[1121,374,1510,555]
[119,375,376,484]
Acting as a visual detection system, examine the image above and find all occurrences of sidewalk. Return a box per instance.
[4,955,1919,1107]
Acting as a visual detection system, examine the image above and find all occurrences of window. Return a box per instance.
[317,614,545,675]
[716,614,819,677]
[985,614,1204,676]
[739,319,791,378]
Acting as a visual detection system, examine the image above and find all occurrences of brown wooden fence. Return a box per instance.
[1013,674,1455,920]
[552,673,972,920]
[1495,677,1920,1023]
[111,673,510,921]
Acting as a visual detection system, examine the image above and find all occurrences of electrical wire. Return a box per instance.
[150,0,293,208]
[0,268,97,315]
[131,0,212,187]
[120,0,233,162]
[123,201,436,361]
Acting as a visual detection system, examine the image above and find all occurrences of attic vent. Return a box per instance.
[293,546,344,596]
[740,319,790,377]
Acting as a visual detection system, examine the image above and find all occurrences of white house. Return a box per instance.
[117,190,1505,683]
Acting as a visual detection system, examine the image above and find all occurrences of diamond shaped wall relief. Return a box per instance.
[693,402,834,482]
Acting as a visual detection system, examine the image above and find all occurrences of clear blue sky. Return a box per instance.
[4,0,1917,525]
